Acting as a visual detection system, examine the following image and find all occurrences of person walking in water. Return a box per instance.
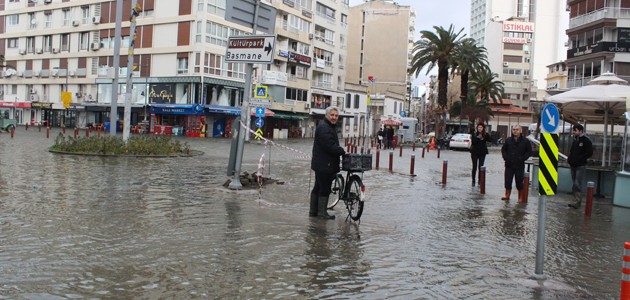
[500,125,532,201]
[310,106,345,219]
[567,124,593,209]
[470,123,491,187]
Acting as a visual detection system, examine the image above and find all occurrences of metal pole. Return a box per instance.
[123,0,140,142]
[229,0,260,190]
[534,195,547,278]
[144,62,148,122]
[110,0,123,136]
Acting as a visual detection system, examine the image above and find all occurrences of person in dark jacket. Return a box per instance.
[567,124,593,209]
[386,126,395,149]
[500,125,532,201]
[470,123,491,186]
[310,106,346,219]
[377,128,384,149]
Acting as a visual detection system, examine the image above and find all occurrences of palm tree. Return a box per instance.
[469,69,505,104]
[409,25,465,109]
[451,38,489,104]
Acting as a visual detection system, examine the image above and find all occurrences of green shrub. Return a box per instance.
[50,133,191,156]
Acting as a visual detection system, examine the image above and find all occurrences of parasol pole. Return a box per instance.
[610,114,614,167]
[603,104,608,167]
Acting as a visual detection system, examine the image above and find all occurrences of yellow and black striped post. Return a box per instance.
[538,133,559,196]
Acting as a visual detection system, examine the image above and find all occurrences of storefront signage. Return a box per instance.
[0,102,30,108]
[149,83,175,104]
[283,0,295,7]
[316,58,326,69]
[288,52,312,67]
[502,37,528,44]
[260,70,288,85]
[566,41,630,58]
[31,102,52,109]
[503,21,534,33]
[278,50,289,58]
[150,104,204,115]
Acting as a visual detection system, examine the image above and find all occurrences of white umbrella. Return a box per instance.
[547,73,630,166]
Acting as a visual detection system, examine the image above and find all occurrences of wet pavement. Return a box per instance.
[0,127,628,299]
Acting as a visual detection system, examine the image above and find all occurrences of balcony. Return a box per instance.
[311,80,332,89]
[569,7,630,28]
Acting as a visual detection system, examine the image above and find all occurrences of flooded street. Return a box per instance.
[1,128,628,299]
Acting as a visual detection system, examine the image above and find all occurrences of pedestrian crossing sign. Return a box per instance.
[255,85,268,99]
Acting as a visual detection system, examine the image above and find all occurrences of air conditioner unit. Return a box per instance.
[19,49,26,55]
[72,20,80,26]
[524,50,529,54]
[92,16,101,24]
[304,102,311,109]
[503,62,509,67]
[91,42,100,50]
[527,38,532,43]
[75,92,83,98]
[51,70,58,77]
[308,33,313,40]
[52,48,59,54]
[44,0,52,3]
[17,72,24,77]
[68,71,75,77]
[36,48,43,54]
[564,41,569,47]
[524,75,529,80]
[30,19,37,26]
[33,71,40,77]
[30,88,37,94]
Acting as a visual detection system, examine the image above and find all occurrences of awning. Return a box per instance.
[381,119,402,126]
[250,107,275,117]
[272,110,309,120]
[205,105,240,115]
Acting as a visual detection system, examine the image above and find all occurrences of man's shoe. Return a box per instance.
[568,201,581,209]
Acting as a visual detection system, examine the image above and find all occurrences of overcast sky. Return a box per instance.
[348,0,471,87]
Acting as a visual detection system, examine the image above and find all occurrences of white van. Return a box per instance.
[398,118,418,143]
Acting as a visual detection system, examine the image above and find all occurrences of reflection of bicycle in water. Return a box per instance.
[327,154,370,221]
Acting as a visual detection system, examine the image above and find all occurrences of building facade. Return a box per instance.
[470,0,567,108]
[345,0,414,133]
[565,0,630,88]
[0,0,353,139]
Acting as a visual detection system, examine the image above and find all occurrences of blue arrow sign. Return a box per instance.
[255,117,264,128]
[541,103,560,133]
[255,107,265,118]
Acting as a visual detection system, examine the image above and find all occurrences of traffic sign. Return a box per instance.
[255,85,268,98]
[541,103,560,133]
[538,133,559,196]
[250,98,272,108]
[225,35,276,64]
[255,117,264,128]
[255,128,264,140]
[255,107,265,117]
[61,92,72,109]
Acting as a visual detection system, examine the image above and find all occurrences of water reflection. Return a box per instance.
[499,203,529,237]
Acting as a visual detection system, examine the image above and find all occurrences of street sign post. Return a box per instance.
[250,98,272,108]
[255,85,268,98]
[533,102,560,280]
[255,117,264,128]
[225,36,276,64]
[255,107,265,118]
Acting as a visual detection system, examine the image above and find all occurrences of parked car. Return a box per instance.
[0,114,16,132]
[449,133,472,150]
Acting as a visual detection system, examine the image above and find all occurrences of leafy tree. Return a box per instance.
[469,69,505,104]
[409,25,465,109]
[451,38,489,104]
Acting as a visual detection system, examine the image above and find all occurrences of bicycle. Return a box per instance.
[327,154,371,221]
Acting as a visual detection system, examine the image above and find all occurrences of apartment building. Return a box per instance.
[470,0,567,108]
[0,0,351,139]
[346,0,414,134]
[565,0,630,88]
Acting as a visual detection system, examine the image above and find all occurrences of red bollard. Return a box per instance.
[97,128,101,138]
[389,151,393,172]
[10,126,14,139]
[412,142,416,152]
[347,144,351,153]
[437,148,441,159]
[345,137,348,146]
[620,242,630,299]
[521,172,529,203]
[360,147,364,154]
[62,127,66,134]
[442,160,448,185]
[38,124,41,132]
[410,155,415,176]
[46,127,50,138]
[367,148,371,154]
[74,128,78,139]
[585,181,595,217]
[25,123,28,130]
[422,147,425,158]
[399,145,403,157]
[376,150,380,170]
[86,128,90,137]
[479,166,486,194]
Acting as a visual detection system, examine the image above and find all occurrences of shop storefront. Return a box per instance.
[0,101,32,125]
[149,104,204,136]
[269,110,309,139]
[30,102,53,126]
[205,104,240,138]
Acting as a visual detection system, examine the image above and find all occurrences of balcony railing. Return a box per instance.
[311,81,332,89]
[569,7,630,28]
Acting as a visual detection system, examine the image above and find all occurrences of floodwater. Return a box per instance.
[0,127,628,299]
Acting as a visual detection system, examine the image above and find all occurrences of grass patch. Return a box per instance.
[50,134,191,156]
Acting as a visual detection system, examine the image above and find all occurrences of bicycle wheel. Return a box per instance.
[345,175,364,221]
[327,173,344,209]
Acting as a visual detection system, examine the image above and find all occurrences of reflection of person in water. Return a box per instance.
[499,203,528,237]
[302,220,369,296]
